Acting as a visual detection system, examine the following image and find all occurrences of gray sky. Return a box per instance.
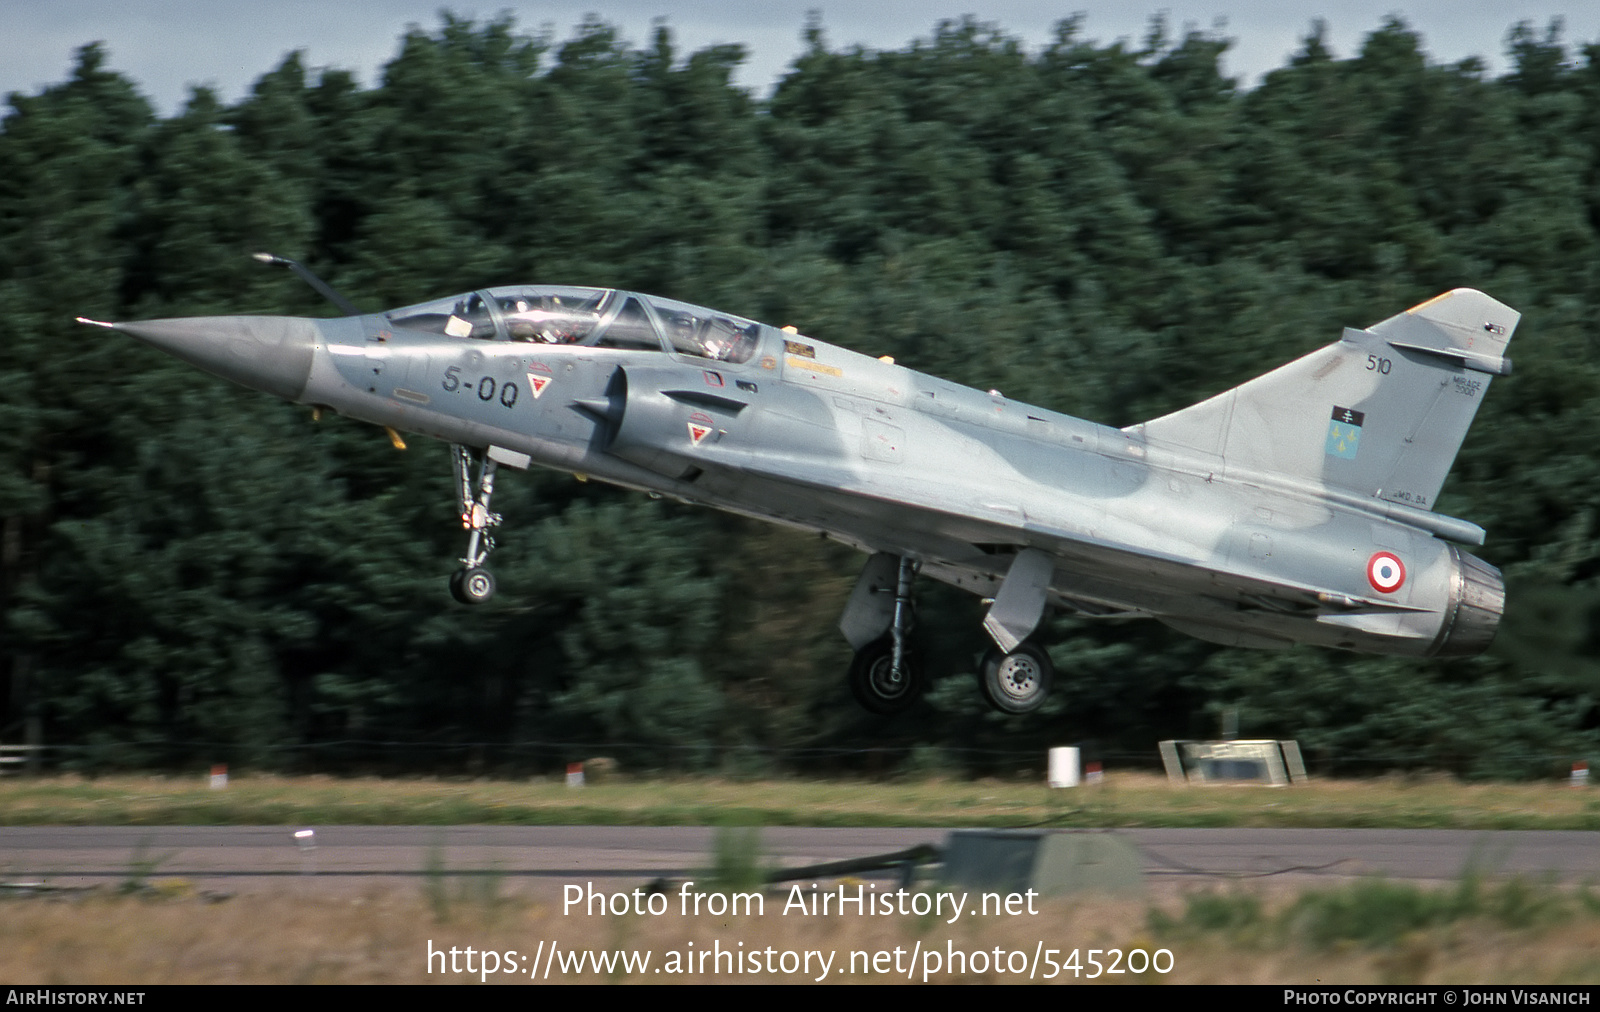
[3,1,1596,114]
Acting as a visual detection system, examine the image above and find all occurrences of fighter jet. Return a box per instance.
[80,259,1514,715]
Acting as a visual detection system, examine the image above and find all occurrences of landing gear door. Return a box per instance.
[983,548,1055,653]
[840,552,900,650]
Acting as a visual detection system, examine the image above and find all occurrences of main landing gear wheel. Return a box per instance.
[450,567,496,605]
[849,636,925,715]
[979,642,1053,714]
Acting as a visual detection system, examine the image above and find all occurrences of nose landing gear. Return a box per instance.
[449,565,497,605]
[450,444,501,604]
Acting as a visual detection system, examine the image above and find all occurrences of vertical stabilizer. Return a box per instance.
[1127,289,1518,511]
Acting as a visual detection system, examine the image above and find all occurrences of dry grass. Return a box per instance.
[1,771,1598,829]
[3,881,1597,984]
[7,773,1598,983]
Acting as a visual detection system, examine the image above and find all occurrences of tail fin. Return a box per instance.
[1127,289,1518,512]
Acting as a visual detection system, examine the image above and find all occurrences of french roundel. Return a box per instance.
[1367,551,1406,594]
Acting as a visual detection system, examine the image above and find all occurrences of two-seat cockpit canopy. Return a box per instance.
[385,286,762,365]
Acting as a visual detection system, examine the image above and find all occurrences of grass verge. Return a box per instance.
[2,771,1600,829]
[5,873,1599,983]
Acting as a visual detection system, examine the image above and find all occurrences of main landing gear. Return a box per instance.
[450,444,500,604]
[838,549,1057,715]
[978,641,1054,714]
[847,556,926,715]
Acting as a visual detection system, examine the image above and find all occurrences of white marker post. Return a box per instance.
[294,829,316,876]
[1048,747,1080,788]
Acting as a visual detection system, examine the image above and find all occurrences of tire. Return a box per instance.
[451,567,496,605]
[848,636,924,715]
[979,642,1053,714]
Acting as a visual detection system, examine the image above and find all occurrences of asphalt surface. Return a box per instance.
[3,826,1597,896]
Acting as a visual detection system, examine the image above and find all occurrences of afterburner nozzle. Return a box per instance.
[91,315,319,402]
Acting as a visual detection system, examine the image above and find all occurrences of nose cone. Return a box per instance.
[102,315,319,402]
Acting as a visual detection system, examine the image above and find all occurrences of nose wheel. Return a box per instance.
[450,445,501,604]
[449,567,496,605]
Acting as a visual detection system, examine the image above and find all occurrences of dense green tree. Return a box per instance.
[0,45,155,755]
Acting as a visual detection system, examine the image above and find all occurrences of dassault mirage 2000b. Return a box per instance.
[81,258,1513,715]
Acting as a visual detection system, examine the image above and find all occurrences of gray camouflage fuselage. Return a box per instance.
[96,284,1511,667]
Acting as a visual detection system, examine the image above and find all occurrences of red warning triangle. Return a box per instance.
[687,422,713,446]
[527,374,551,399]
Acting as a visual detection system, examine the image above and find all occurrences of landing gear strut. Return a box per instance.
[450,444,500,604]
[848,556,924,714]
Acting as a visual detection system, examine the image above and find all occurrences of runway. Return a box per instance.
[3,826,1597,895]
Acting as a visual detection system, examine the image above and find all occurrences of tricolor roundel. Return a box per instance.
[1367,551,1406,593]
